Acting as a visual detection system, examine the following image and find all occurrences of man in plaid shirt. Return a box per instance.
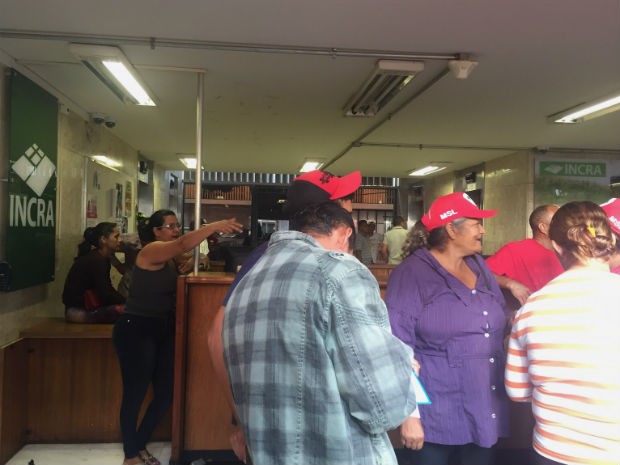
[223,203,418,465]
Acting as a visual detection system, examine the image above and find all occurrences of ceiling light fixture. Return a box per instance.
[549,92,620,124]
[299,159,325,172]
[90,154,121,171]
[179,157,200,169]
[408,165,447,177]
[448,59,479,79]
[344,60,425,117]
[70,43,156,106]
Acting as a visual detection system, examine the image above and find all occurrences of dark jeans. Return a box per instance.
[112,313,175,459]
[396,442,495,465]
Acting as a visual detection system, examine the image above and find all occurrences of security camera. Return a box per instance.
[90,112,106,125]
[104,119,116,129]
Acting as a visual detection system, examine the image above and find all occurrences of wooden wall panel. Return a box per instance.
[24,337,170,443]
[0,340,29,465]
[26,338,121,442]
[183,281,235,450]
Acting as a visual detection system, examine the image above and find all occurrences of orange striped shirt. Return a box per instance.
[505,267,620,465]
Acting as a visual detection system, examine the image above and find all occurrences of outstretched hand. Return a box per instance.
[208,218,244,235]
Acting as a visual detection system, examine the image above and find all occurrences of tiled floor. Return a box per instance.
[5,442,170,465]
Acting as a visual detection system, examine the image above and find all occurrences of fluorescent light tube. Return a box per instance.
[549,92,620,123]
[70,43,157,106]
[91,155,121,171]
[344,60,425,117]
[299,160,324,172]
[179,157,197,169]
[102,60,155,106]
[408,166,446,176]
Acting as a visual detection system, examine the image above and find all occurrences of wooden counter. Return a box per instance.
[171,272,238,464]
[171,271,532,465]
[0,318,170,465]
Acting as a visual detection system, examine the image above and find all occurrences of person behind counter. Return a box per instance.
[386,192,510,465]
[112,209,242,465]
[62,222,126,323]
[505,201,620,465]
[380,215,408,265]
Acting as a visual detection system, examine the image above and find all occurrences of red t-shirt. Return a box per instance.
[486,238,564,293]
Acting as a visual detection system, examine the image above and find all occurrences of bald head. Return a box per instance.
[529,204,559,242]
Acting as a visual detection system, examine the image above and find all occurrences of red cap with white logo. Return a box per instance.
[421,192,498,231]
[600,198,620,236]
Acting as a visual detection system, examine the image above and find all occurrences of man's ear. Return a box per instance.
[538,222,549,236]
[335,226,353,253]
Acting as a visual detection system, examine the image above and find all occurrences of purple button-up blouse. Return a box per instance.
[385,248,510,447]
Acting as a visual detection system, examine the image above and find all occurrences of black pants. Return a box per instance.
[112,313,175,459]
[396,442,495,465]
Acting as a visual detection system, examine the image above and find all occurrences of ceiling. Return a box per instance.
[1,0,619,179]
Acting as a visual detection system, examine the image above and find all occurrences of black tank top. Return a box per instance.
[124,263,178,319]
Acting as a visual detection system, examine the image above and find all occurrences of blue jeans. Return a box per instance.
[112,313,174,458]
[396,442,495,465]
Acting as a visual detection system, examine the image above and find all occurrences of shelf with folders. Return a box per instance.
[181,182,252,234]
[183,183,252,204]
[351,187,395,210]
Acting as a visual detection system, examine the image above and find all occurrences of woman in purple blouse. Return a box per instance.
[386,192,510,465]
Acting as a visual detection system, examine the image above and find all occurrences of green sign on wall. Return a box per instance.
[6,70,58,291]
[539,161,606,177]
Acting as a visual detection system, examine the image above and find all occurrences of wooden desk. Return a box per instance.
[20,317,114,339]
[367,263,396,283]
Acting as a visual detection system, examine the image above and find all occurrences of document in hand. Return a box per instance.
[412,372,431,404]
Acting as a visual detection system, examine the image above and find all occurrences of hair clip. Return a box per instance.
[586,225,596,237]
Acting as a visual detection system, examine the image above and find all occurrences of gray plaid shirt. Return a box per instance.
[223,231,417,465]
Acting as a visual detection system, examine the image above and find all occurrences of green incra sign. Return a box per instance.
[539,161,606,177]
[6,70,58,291]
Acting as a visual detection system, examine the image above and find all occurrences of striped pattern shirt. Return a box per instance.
[505,267,620,465]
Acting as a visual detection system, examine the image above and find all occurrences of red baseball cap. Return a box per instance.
[283,170,361,214]
[600,198,620,236]
[421,192,498,231]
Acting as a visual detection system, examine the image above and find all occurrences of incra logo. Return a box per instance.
[610,216,620,232]
[9,142,56,227]
[11,143,56,196]
[439,209,458,220]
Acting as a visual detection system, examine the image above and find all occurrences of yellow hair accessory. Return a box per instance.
[586,225,596,237]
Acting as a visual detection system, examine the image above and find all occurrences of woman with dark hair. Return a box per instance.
[386,192,509,465]
[62,222,126,323]
[505,201,620,465]
[113,209,242,465]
